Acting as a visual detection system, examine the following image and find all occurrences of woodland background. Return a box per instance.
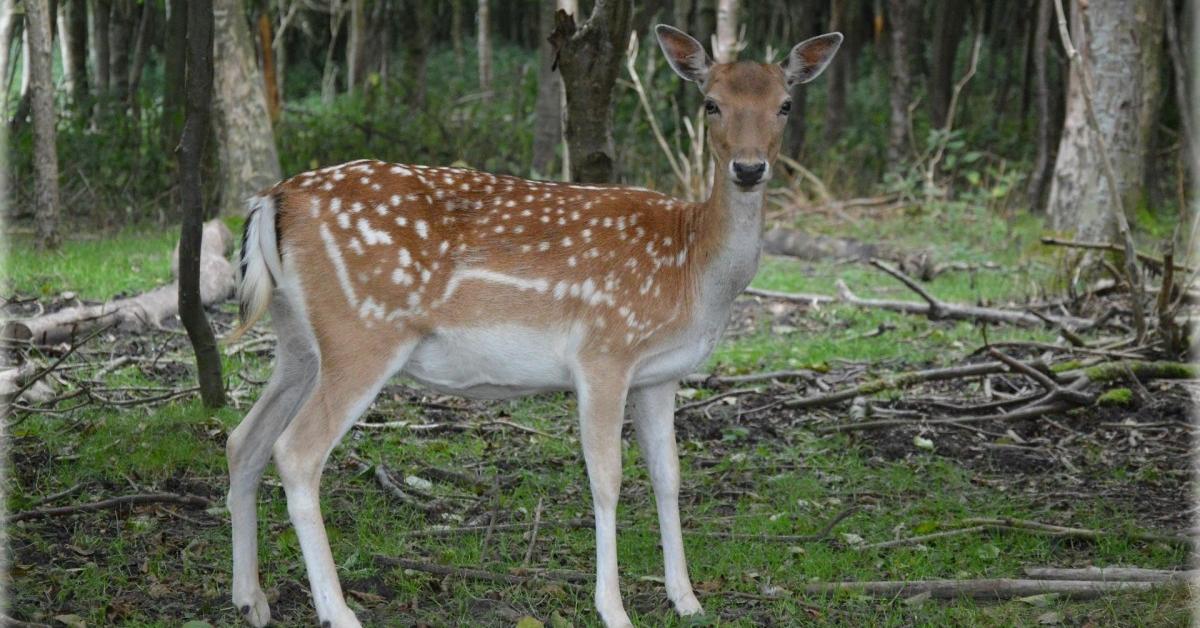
[2,1,1198,627]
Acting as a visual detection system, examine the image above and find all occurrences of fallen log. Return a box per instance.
[2,220,235,346]
[1023,566,1196,583]
[802,577,1165,600]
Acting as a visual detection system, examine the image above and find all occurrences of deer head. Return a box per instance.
[655,25,842,189]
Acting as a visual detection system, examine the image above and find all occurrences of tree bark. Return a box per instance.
[107,0,133,100]
[824,0,848,144]
[403,0,433,108]
[713,0,739,63]
[178,0,225,409]
[885,0,915,173]
[0,0,16,118]
[162,0,187,152]
[1026,0,1054,211]
[550,0,633,183]
[451,0,464,70]
[477,0,492,95]
[928,0,966,129]
[91,0,110,98]
[212,0,281,216]
[257,11,280,121]
[346,0,365,91]
[1046,0,1165,240]
[532,0,562,176]
[28,0,62,249]
[62,0,88,108]
[125,0,152,106]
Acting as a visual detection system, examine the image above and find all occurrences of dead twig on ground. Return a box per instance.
[803,577,1166,600]
[523,497,544,567]
[375,556,583,588]
[684,369,815,387]
[7,492,211,523]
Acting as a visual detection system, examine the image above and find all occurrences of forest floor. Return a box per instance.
[4,199,1196,627]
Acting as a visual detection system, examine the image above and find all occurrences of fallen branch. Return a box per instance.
[7,492,211,523]
[742,287,834,306]
[828,261,1094,329]
[961,517,1191,546]
[784,359,1050,410]
[1,221,235,346]
[1040,236,1193,274]
[1023,566,1196,582]
[803,577,1164,600]
[684,369,815,387]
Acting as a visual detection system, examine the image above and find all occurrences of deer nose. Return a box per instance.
[731,161,768,186]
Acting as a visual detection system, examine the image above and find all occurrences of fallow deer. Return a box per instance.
[225,25,841,628]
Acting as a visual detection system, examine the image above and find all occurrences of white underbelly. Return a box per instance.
[402,325,575,399]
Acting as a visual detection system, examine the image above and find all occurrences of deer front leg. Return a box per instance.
[576,367,634,628]
[629,381,703,617]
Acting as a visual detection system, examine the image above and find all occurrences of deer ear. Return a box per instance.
[655,24,712,84]
[781,32,843,87]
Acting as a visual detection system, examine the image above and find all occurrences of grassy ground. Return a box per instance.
[4,202,1193,627]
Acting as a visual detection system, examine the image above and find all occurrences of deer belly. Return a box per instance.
[402,325,574,400]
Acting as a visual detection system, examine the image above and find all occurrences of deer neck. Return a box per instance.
[690,172,767,305]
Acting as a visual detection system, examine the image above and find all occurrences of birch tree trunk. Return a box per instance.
[0,0,15,118]
[713,0,739,63]
[550,0,633,183]
[477,0,492,95]
[28,0,62,249]
[212,0,281,216]
[1046,0,1164,240]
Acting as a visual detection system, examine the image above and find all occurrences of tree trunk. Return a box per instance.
[212,0,281,216]
[477,0,492,95]
[713,0,739,63]
[178,0,225,409]
[403,0,433,108]
[163,0,186,152]
[257,11,280,121]
[928,0,966,129]
[91,0,110,97]
[107,0,133,101]
[320,1,345,104]
[885,0,915,173]
[532,0,562,176]
[1026,0,1054,211]
[28,0,62,249]
[0,0,17,118]
[452,0,464,70]
[62,0,88,108]
[824,0,848,144]
[125,0,152,106]
[550,0,633,183]
[1046,0,1165,240]
[346,0,365,91]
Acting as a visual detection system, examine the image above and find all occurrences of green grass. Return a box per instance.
[6,205,1192,626]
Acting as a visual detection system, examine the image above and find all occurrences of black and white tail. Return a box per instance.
[227,195,284,342]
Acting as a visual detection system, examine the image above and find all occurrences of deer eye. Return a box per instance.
[704,99,720,116]
[779,100,793,116]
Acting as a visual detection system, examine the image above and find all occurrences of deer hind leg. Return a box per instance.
[575,364,634,628]
[272,336,416,628]
[629,381,703,617]
[228,299,319,627]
